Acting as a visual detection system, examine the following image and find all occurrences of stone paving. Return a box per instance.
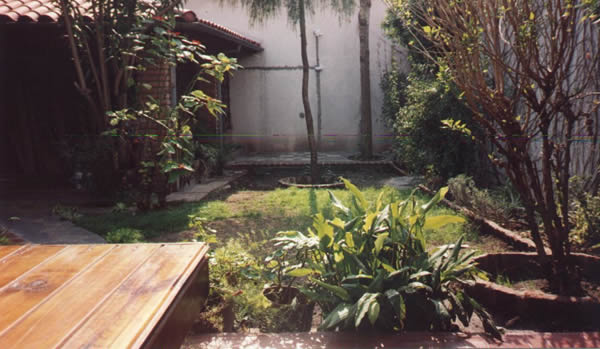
[0,201,105,244]
[166,170,247,203]
[226,152,394,167]
[184,330,600,349]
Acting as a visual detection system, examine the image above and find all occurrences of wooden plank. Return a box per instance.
[0,245,65,289]
[0,245,26,261]
[0,245,113,332]
[142,258,209,349]
[60,243,209,349]
[0,244,159,349]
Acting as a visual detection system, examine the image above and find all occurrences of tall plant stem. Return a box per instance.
[299,0,319,183]
[358,0,373,158]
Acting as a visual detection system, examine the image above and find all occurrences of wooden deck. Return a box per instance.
[0,243,209,349]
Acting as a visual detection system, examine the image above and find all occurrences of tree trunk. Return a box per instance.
[299,0,319,183]
[358,0,373,159]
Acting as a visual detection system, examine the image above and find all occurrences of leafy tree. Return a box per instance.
[391,0,600,293]
[232,0,354,183]
[58,0,238,208]
[381,4,491,183]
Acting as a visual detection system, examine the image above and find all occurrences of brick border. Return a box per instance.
[467,252,600,329]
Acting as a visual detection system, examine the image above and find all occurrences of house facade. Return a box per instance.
[0,1,262,188]
[190,1,402,153]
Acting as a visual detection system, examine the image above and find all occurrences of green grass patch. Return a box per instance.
[77,184,467,246]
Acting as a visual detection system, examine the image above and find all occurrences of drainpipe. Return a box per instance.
[314,29,323,147]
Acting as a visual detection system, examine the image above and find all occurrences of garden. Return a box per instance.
[37,0,600,344]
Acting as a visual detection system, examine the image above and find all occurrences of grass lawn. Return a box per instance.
[76,168,502,254]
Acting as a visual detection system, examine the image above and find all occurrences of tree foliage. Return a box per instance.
[390,0,600,293]
[58,0,239,207]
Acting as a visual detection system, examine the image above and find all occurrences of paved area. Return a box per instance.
[0,183,109,244]
[226,152,394,167]
[380,176,423,190]
[0,201,105,244]
[166,170,246,203]
[184,330,600,349]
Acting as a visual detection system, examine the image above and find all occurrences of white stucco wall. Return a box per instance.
[190,0,404,153]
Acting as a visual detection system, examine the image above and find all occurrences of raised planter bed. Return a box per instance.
[468,252,600,330]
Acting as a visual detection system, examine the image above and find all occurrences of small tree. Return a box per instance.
[234,0,354,183]
[392,0,600,293]
[58,0,238,208]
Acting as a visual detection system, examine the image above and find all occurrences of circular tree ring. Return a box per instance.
[278,176,344,189]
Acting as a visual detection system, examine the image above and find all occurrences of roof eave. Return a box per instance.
[175,22,263,54]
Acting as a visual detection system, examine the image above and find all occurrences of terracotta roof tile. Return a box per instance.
[0,1,261,48]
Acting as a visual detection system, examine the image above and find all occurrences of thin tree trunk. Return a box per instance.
[358,0,373,158]
[299,0,319,183]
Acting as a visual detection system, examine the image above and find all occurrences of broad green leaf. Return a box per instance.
[373,233,389,255]
[381,263,395,273]
[385,290,406,326]
[341,178,368,213]
[400,282,433,294]
[409,270,432,280]
[423,215,465,230]
[287,268,318,277]
[368,300,380,325]
[376,191,384,212]
[313,214,334,247]
[311,278,351,301]
[367,270,385,293]
[342,274,373,282]
[329,217,345,229]
[319,303,353,330]
[355,293,378,327]
[345,232,355,248]
[421,187,448,214]
[329,191,351,216]
[363,212,377,233]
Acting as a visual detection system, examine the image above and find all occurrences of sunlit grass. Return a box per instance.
[77,183,467,245]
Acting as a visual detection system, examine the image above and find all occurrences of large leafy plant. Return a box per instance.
[274,179,501,338]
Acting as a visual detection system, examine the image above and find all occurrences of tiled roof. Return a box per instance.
[0,1,261,48]
[0,0,89,23]
[178,10,261,48]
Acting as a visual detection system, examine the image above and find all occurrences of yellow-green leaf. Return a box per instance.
[374,233,389,255]
[423,215,465,230]
[345,232,355,248]
[363,212,377,233]
[287,268,319,277]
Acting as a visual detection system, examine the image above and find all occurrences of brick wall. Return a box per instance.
[137,62,172,108]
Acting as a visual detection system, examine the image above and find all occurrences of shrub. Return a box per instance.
[200,239,309,333]
[105,228,143,243]
[447,175,523,225]
[569,177,600,248]
[275,179,501,338]
[380,68,490,182]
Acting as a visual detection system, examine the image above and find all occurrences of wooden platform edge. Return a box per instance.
[141,243,210,349]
